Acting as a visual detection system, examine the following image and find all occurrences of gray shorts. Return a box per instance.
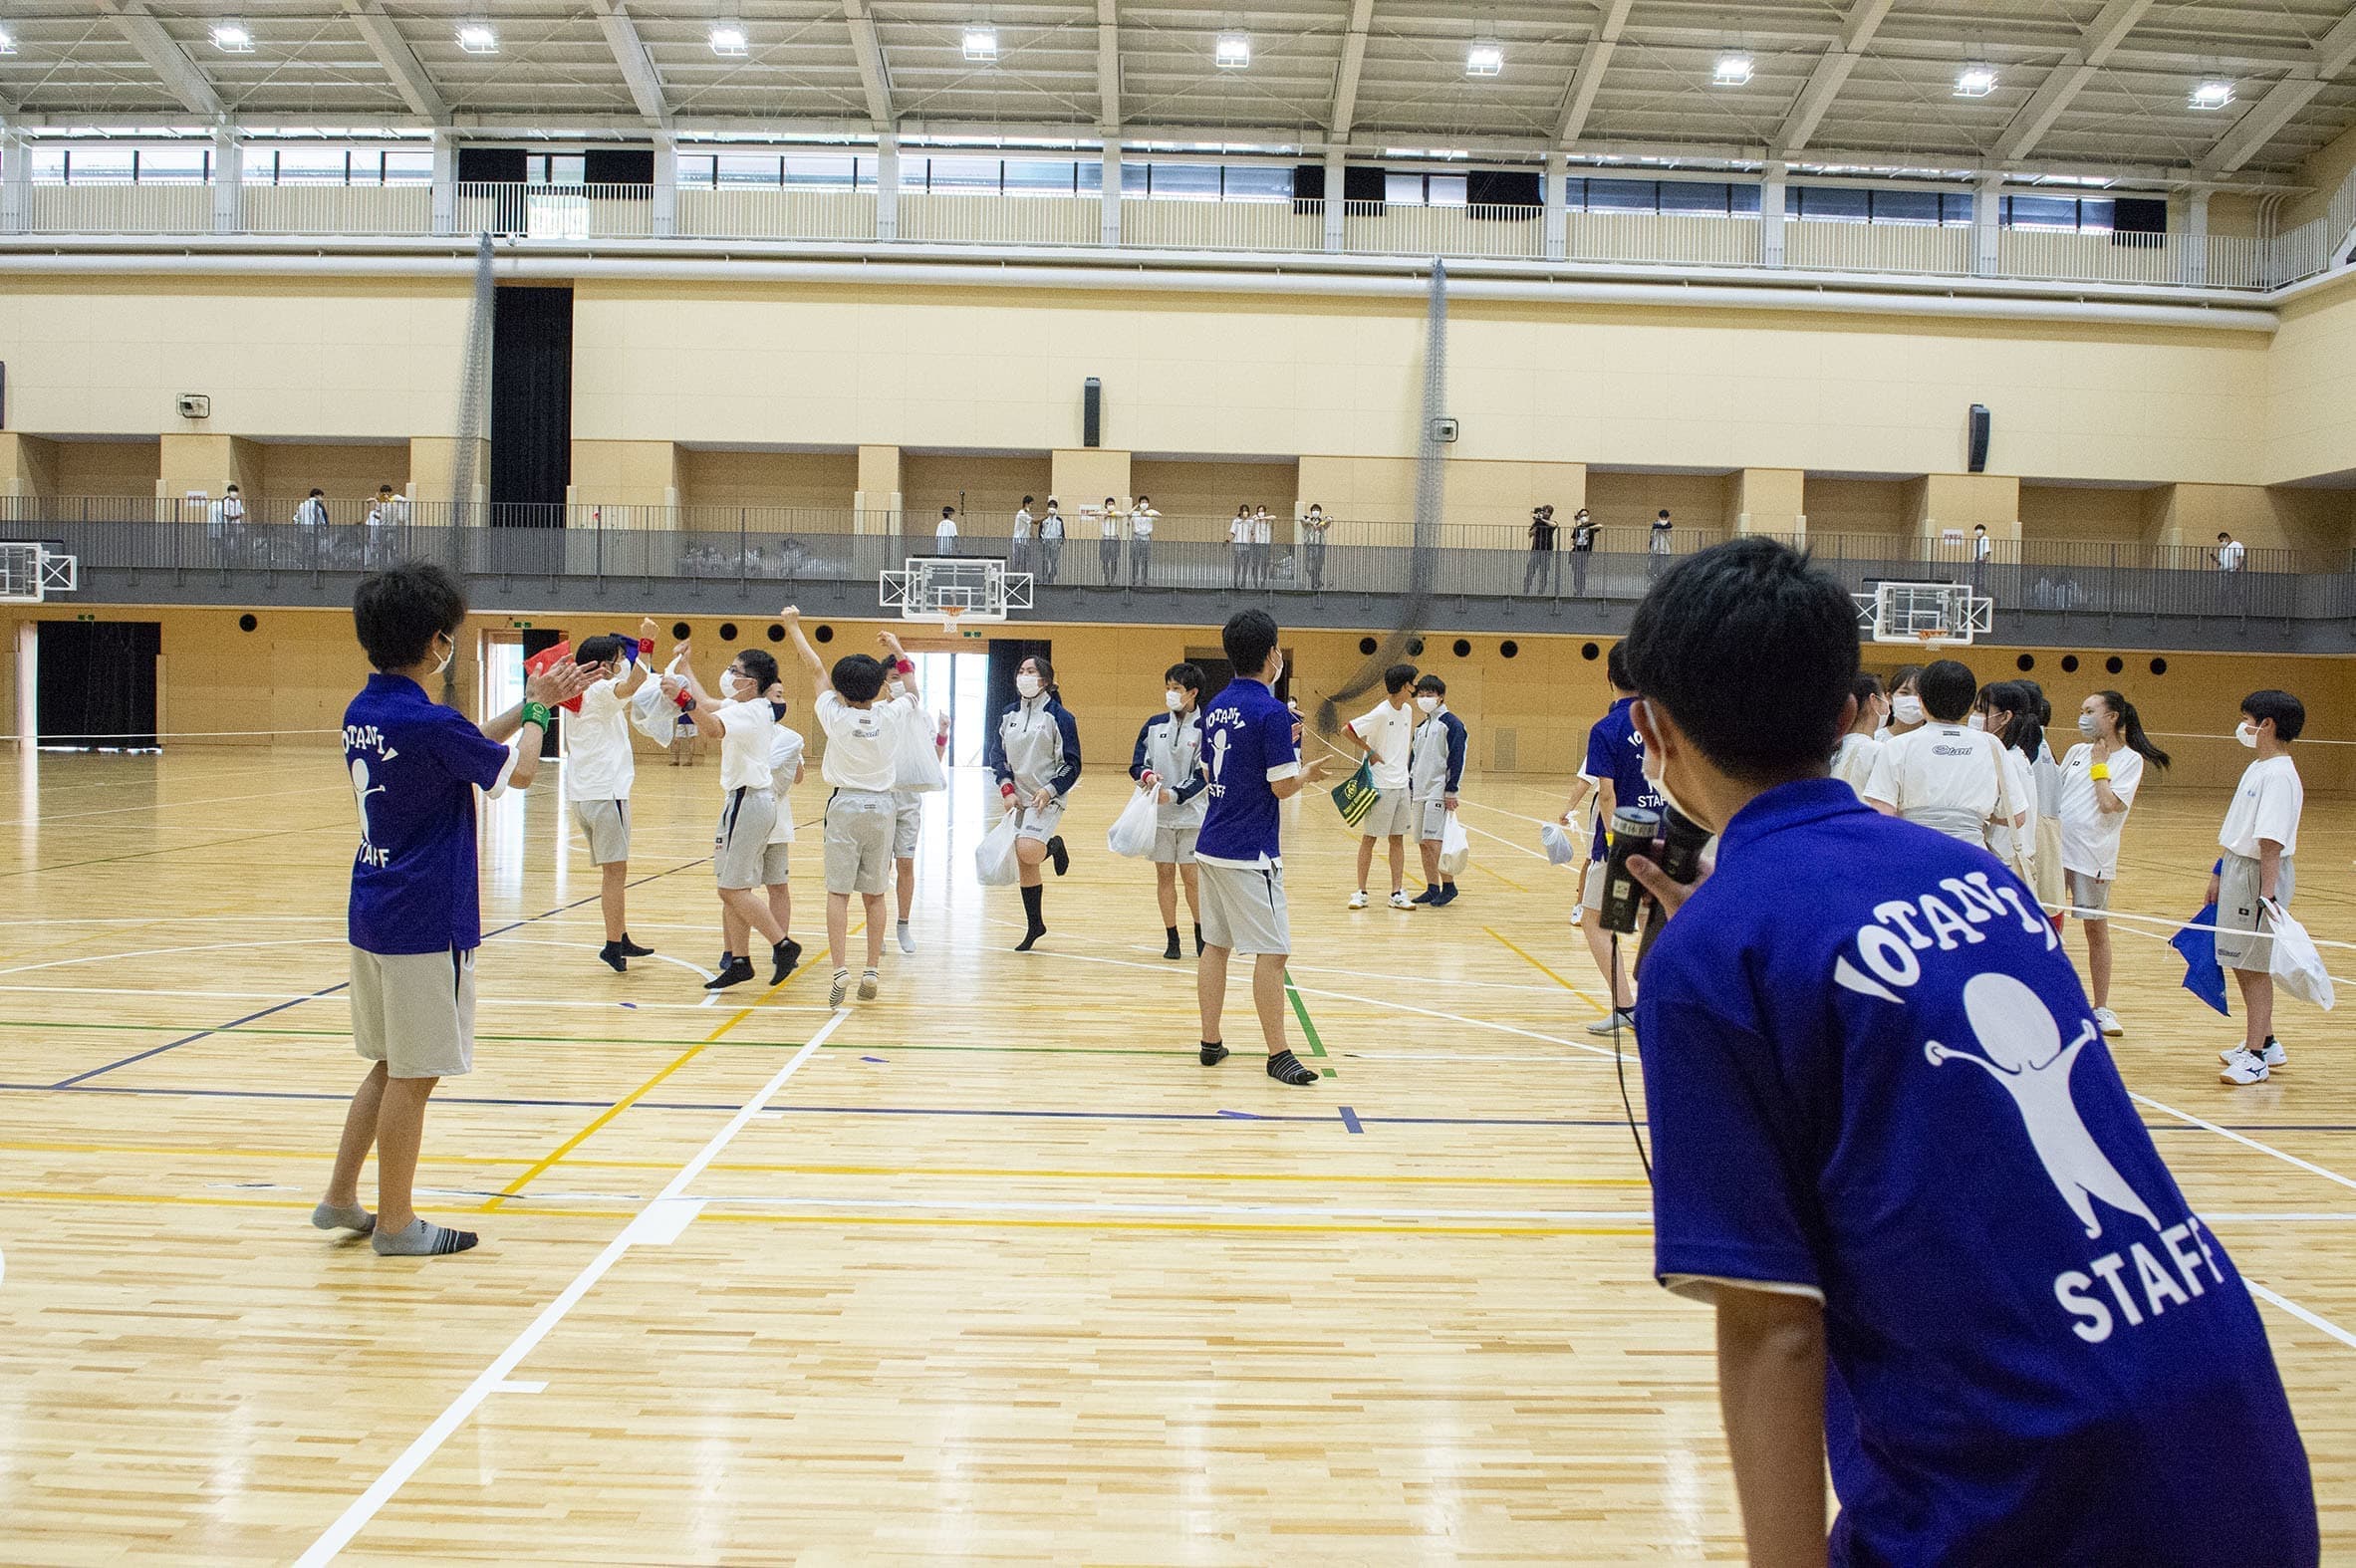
[571,798,630,865]
[1152,824,1200,865]
[2065,868,2111,919]
[894,795,921,859]
[1014,793,1068,844]
[1197,861,1291,956]
[713,787,778,891]
[1415,796,1449,843]
[1359,786,1414,839]
[760,843,791,886]
[1581,857,1609,914]
[350,944,476,1080]
[825,789,897,897]
[2217,852,2295,972]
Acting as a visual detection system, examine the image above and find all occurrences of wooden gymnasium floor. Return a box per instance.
[2,748,2354,1565]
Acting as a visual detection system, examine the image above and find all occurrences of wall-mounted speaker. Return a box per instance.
[1966,403,1991,473]
[1083,377,1102,448]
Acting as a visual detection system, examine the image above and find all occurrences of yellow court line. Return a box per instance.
[1484,925,1610,1015]
[475,924,858,1214]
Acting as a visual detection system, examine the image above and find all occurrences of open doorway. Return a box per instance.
[910,650,991,765]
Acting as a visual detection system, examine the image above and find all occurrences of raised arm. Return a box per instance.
[484,658,596,743]
[778,605,830,694]
[879,630,918,703]
[612,617,660,699]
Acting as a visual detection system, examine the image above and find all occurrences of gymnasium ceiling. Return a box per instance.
[3,0,2354,187]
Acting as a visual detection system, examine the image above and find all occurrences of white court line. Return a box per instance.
[2245,1282,2356,1353]
[0,981,829,1017]
[1453,818,1553,863]
[688,1192,1649,1223]
[0,782,345,827]
[293,1009,848,1568]
[2130,1092,2356,1195]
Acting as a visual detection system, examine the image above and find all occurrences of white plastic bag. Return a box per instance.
[892,700,946,793]
[975,808,1022,887]
[1107,785,1160,859]
[629,673,676,747]
[2264,899,2335,1009]
[1440,815,1471,877]
[1539,822,1580,866]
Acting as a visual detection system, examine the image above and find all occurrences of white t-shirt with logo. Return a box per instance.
[563,675,636,802]
[2220,753,2301,860]
[816,689,911,793]
[1348,699,1417,792]
[714,698,777,791]
[1862,723,1999,846]
[766,724,806,845]
[2056,743,2145,881]
[1830,732,1883,796]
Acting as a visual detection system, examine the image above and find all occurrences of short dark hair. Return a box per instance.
[309,488,325,498]
[1416,673,1446,696]
[1623,539,1857,785]
[1918,659,1977,723]
[1606,642,1633,692]
[353,562,465,671]
[1383,663,1419,695]
[1222,609,1279,676]
[2218,531,2231,542]
[2242,688,2305,743]
[832,653,887,703]
[1850,671,1884,707]
[1657,509,1670,519]
[1888,662,1924,695]
[1165,661,1204,693]
[576,634,629,667]
[940,505,954,517]
[730,649,780,691]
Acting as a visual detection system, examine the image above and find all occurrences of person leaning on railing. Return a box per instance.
[1524,503,1560,596]
[1299,504,1330,591]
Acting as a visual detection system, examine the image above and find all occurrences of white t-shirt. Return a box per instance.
[1863,723,2000,846]
[1349,699,1417,792]
[1013,508,1033,541]
[2056,743,2145,881]
[1253,515,1273,545]
[714,698,777,791]
[2218,540,2244,572]
[2221,753,2301,860]
[1098,507,1120,538]
[1987,744,2036,866]
[1130,506,1157,539]
[563,675,636,802]
[816,689,910,792]
[1229,517,1250,545]
[1830,732,1883,796]
[935,517,957,545]
[766,725,806,845]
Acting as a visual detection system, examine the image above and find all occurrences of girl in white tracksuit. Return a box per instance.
[1130,661,1211,961]
[987,654,1083,951]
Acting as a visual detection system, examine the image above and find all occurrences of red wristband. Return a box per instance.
[896,657,915,675]
[639,638,655,657]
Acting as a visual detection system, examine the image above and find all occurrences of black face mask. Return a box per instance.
[770,701,788,722]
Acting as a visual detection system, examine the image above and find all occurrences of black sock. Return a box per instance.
[619,931,654,957]
[1015,884,1046,949]
[1267,1049,1319,1086]
[599,939,626,973]
[1194,922,1205,955]
[1200,1040,1229,1066]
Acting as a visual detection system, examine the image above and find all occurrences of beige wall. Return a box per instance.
[2018,484,2161,545]
[570,439,678,510]
[677,448,859,516]
[1588,471,1735,533]
[902,454,1052,533]
[1736,467,1807,534]
[1907,473,2019,541]
[249,442,410,506]
[1805,477,1911,538]
[2283,121,2356,232]
[2266,277,2356,486]
[1132,457,1299,539]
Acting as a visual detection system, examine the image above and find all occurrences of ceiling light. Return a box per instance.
[455,22,498,55]
[1214,32,1250,70]
[709,21,748,57]
[1465,41,1503,78]
[2190,80,2234,111]
[963,25,997,61]
[1954,65,1997,98]
[1712,54,1752,87]
[0,27,19,55]
[210,19,255,53]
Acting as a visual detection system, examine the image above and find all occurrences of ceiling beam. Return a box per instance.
[2200,9,2356,175]
[1329,0,1375,142]
[94,0,224,120]
[1096,0,1120,131]
[841,0,894,130]
[1771,0,1895,157]
[1992,0,2152,163]
[340,0,446,123]
[1553,0,1633,147]
[589,0,668,128]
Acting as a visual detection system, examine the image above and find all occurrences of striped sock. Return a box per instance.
[371,1217,478,1257]
[1266,1049,1319,1087]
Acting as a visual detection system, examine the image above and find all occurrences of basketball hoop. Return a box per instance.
[938,604,967,636]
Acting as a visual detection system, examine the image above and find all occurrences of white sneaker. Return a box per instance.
[1348,891,1369,911]
[1389,891,1416,911]
[2092,1006,2122,1037]
[1586,1007,1637,1037]
[2218,1038,2287,1068]
[2220,1049,2271,1086]
[858,968,880,1001]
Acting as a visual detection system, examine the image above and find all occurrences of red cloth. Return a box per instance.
[522,640,585,713]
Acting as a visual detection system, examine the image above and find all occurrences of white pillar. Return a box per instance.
[876,130,900,242]
[652,131,677,238]
[2183,189,2210,287]
[1972,174,2001,276]
[1760,160,1787,268]
[431,128,457,235]
[1099,135,1122,248]
[211,126,241,234]
[1542,150,1566,262]
[1323,145,1346,253]
[0,128,30,235]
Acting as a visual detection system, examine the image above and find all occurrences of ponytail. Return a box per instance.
[2100,690,2170,771]
[1985,680,2041,761]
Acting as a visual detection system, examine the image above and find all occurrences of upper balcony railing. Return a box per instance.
[2,177,2340,297]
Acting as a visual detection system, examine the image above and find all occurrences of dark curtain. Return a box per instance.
[1291,164,1386,213]
[985,638,1054,738]
[38,621,159,748]
[1468,169,1542,218]
[583,148,654,187]
[455,147,526,184]
[490,285,573,530]
[522,628,565,756]
[2113,196,2167,248]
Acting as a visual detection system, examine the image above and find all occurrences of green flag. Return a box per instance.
[1329,757,1378,829]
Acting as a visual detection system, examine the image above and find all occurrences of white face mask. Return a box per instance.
[1165,690,1184,712]
[2078,712,2100,739]
[889,679,906,699]
[1417,693,1440,714]
[723,670,750,700]
[2236,720,2259,749]
[1015,673,1043,700]
[1966,713,1986,731]
[1892,695,1924,725]
[430,632,454,678]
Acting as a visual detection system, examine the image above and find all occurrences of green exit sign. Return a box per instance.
[76,613,96,623]
[510,619,533,630]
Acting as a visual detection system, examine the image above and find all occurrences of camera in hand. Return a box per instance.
[1598,807,1662,934]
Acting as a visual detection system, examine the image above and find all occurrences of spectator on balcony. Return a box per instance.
[1011,496,1036,577]
[1251,505,1275,588]
[1649,507,1673,580]
[1128,494,1159,586]
[1039,498,1066,585]
[294,488,330,567]
[1229,505,1252,590]
[1300,504,1330,592]
[1971,522,1992,593]
[208,483,247,565]
[1568,507,1597,598]
[2214,531,2244,573]
[935,506,959,557]
[1096,495,1124,584]
[1524,503,1560,596]
[365,488,395,569]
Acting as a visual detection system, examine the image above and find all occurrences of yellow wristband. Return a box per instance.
[2088,763,2110,780]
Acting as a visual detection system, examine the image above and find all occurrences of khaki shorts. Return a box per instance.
[350,944,475,1080]
[1359,786,1414,839]
[1581,857,1609,913]
[713,787,778,891]
[1198,861,1291,956]
[1013,793,1068,844]
[2064,868,2112,919]
[2216,852,2294,972]
[1152,825,1200,865]
[760,843,791,886]
[894,795,922,859]
[572,798,630,865]
[825,789,897,897]
[1416,796,1449,843]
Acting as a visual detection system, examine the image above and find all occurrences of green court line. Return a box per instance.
[1282,972,1329,1059]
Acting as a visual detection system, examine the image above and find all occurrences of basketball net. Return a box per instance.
[938,605,967,636]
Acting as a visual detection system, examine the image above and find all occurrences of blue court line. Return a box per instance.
[1338,1105,1365,1135]
[43,856,710,1088]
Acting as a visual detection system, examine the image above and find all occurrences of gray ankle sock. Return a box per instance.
[371,1216,479,1257]
[312,1200,375,1235]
